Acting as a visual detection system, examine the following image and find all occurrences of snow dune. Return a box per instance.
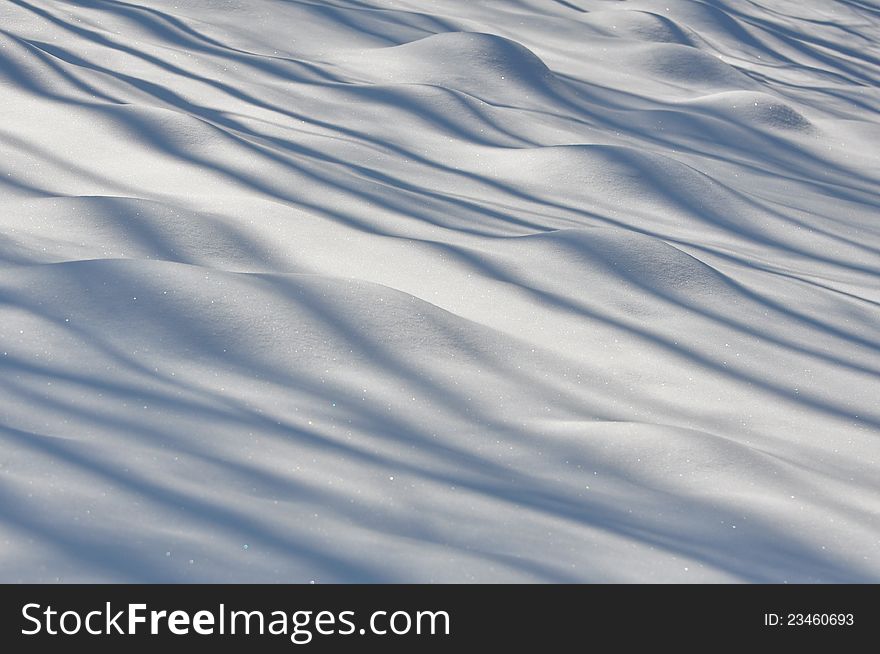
[1,0,878,582]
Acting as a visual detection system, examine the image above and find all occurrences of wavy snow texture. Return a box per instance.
[0,0,878,582]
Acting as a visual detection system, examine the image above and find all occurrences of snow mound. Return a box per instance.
[469,144,753,232]
[0,196,278,268]
[580,10,697,45]
[686,91,815,132]
[505,228,735,303]
[0,259,525,371]
[627,42,756,89]
[332,32,559,98]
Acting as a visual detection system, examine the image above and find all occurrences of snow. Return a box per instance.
[0,0,878,582]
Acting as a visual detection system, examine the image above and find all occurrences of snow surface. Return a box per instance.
[1,0,879,582]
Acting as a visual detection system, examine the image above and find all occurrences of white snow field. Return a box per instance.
[0,0,878,583]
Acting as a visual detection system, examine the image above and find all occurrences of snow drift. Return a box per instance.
[1,0,878,582]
